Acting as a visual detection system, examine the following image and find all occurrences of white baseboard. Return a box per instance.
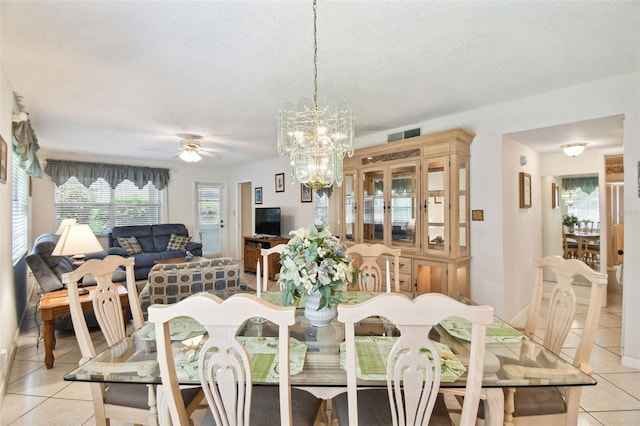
[621,356,640,371]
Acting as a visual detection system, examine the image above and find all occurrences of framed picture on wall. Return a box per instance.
[519,172,532,208]
[0,135,7,184]
[255,187,263,204]
[301,184,313,203]
[275,173,285,193]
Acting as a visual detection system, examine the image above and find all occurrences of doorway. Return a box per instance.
[195,182,225,257]
[237,181,252,260]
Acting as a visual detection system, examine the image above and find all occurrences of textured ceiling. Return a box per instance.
[1,1,638,166]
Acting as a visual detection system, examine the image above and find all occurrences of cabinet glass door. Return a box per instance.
[458,159,469,256]
[343,171,357,242]
[424,157,448,256]
[390,163,418,250]
[362,169,385,243]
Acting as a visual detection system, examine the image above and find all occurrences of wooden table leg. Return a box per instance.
[43,318,55,369]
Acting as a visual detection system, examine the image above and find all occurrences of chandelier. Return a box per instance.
[561,189,577,206]
[277,0,354,190]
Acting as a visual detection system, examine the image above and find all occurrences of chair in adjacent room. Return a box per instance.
[148,293,323,426]
[334,292,494,425]
[499,256,607,425]
[562,232,578,260]
[63,255,200,425]
[258,243,287,292]
[346,243,402,292]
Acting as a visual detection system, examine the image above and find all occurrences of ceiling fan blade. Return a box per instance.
[199,151,221,159]
[141,147,179,151]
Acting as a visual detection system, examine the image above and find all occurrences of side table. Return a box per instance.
[38,284,129,369]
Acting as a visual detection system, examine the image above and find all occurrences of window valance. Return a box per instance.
[45,160,170,190]
[12,119,43,178]
[561,175,598,195]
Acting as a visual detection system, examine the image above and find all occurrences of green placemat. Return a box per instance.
[137,316,206,341]
[174,337,307,383]
[440,316,523,343]
[340,336,466,382]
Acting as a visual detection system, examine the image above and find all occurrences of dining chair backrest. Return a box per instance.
[578,219,594,232]
[259,243,287,291]
[148,293,297,426]
[62,255,143,361]
[338,293,493,426]
[525,256,607,364]
[507,256,608,425]
[62,255,156,425]
[345,243,401,292]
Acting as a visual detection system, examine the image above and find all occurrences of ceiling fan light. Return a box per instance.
[561,143,587,157]
[179,150,202,162]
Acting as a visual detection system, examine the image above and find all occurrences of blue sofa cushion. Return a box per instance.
[151,224,190,252]
[110,225,155,253]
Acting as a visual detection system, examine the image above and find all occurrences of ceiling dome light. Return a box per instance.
[179,149,202,162]
[561,143,587,157]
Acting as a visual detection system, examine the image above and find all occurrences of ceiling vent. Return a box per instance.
[388,128,421,143]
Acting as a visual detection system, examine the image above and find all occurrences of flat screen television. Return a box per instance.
[255,207,281,237]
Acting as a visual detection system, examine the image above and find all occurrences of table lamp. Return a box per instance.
[52,224,104,295]
[55,218,78,235]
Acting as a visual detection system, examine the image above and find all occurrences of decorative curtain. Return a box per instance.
[44,160,170,190]
[561,175,598,195]
[12,119,43,178]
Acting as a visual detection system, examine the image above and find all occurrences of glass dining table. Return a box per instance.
[64,291,596,426]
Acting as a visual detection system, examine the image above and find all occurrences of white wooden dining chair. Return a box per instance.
[63,255,159,425]
[497,256,607,426]
[148,293,323,426]
[258,243,287,292]
[346,243,401,292]
[63,255,202,426]
[334,292,493,426]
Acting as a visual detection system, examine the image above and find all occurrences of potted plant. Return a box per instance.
[562,214,579,232]
[278,225,359,326]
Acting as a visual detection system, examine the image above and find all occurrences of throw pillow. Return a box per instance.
[167,233,191,251]
[118,236,143,255]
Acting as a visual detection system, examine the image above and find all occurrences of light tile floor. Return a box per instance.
[2,277,638,425]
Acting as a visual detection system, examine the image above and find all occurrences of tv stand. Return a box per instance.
[243,236,289,280]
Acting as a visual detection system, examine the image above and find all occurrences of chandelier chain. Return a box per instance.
[313,0,318,109]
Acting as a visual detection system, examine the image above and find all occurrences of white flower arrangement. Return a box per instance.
[279,225,358,309]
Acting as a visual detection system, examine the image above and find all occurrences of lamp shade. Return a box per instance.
[561,143,587,157]
[52,224,103,256]
[55,218,78,235]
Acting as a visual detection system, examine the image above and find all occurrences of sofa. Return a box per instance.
[107,223,203,280]
[139,258,246,318]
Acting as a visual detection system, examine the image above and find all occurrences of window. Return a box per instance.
[54,177,163,235]
[12,152,29,264]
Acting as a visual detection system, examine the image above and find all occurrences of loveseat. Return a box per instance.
[139,258,246,318]
[107,224,203,280]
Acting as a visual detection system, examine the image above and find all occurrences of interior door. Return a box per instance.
[196,182,225,257]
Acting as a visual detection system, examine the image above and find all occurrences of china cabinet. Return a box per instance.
[340,128,472,296]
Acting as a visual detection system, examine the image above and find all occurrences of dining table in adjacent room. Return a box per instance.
[64,291,596,426]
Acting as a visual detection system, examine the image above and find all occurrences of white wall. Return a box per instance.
[0,67,20,403]
[355,73,640,367]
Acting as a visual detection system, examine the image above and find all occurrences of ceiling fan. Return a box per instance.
[145,133,221,162]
